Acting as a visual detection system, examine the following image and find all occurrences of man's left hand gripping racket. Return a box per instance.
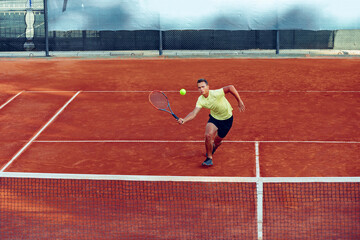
[149,90,179,120]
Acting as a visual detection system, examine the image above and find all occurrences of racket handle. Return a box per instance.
[172,113,179,120]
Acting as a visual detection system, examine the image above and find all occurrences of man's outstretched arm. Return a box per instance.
[177,107,201,124]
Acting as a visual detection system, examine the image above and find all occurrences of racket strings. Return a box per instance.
[149,91,168,109]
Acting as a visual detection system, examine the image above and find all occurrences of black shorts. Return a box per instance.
[208,114,233,138]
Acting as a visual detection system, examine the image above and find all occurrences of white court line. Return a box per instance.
[263,177,360,183]
[0,172,257,182]
[82,90,360,93]
[0,91,24,110]
[24,90,360,93]
[255,142,260,178]
[286,90,360,93]
[0,172,359,183]
[0,172,360,183]
[25,90,78,93]
[0,91,81,173]
[32,140,360,144]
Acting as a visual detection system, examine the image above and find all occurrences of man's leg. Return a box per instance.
[213,133,223,154]
[206,133,223,157]
[204,122,218,159]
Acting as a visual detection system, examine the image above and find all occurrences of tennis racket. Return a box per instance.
[149,90,179,120]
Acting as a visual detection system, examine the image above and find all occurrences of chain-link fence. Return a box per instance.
[1,0,359,55]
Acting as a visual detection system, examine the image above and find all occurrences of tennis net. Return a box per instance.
[0,173,359,240]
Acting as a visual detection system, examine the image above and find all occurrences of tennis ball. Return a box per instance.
[180,89,186,95]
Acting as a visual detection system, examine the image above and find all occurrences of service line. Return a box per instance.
[0,91,81,172]
[32,140,360,144]
[24,90,360,93]
[0,91,24,110]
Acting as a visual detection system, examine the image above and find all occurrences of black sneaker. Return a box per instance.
[202,158,213,166]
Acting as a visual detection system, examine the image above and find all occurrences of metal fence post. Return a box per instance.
[159,30,163,56]
[44,0,49,56]
[276,30,280,54]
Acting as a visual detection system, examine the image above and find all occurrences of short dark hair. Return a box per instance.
[197,78,208,85]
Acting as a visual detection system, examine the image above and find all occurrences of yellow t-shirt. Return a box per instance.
[196,89,233,120]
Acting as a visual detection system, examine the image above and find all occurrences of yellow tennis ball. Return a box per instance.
[180,89,186,95]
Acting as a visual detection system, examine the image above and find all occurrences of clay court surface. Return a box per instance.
[0,58,359,176]
[0,58,359,239]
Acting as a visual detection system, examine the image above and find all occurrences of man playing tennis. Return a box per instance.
[177,79,245,166]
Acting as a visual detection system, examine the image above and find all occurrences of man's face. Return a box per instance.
[197,82,209,95]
